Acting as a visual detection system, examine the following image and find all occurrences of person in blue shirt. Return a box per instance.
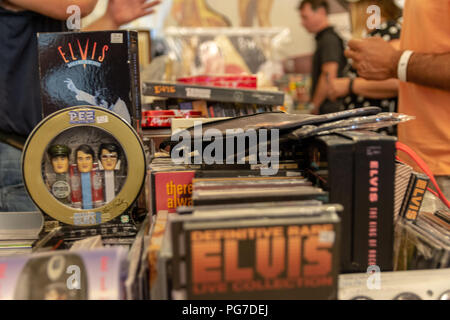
[0,0,159,211]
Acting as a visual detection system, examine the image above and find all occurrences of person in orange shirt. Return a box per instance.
[344,0,450,198]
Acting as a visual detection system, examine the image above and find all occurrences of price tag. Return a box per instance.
[319,231,335,244]
[111,33,123,44]
[96,115,109,124]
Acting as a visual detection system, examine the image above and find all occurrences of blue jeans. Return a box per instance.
[0,142,37,212]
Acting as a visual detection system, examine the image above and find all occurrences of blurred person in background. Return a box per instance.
[298,0,347,115]
[327,0,403,134]
[0,0,159,211]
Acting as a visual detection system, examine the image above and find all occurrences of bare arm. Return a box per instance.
[83,0,160,31]
[311,62,338,114]
[345,37,450,91]
[6,0,97,19]
[328,77,398,101]
[83,13,119,31]
[352,78,399,99]
[7,0,160,31]
[406,53,450,91]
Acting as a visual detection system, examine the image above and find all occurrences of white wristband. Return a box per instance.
[397,50,414,82]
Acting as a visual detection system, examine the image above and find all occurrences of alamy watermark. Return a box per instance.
[366,265,381,290]
[170,122,280,176]
[366,5,381,31]
[66,5,81,31]
[66,265,81,290]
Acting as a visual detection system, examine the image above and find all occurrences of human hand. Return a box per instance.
[328,78,350,101]
[345,37,402,81]
[105,0,161,27]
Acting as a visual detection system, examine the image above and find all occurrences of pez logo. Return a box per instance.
[66,265,81,290]
[68,111,78,123]
[366,265,381,290]
[68,110,96,124]
[366,5,381,30]
[66,5,81,31]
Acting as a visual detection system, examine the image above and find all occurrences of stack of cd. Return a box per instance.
[145,157,342,300]
[394,209,450,270]
[192,175,328,206]
[148,203,341,300]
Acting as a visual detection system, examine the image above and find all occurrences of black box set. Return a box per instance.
[38,30,142,135]
[304,132,396,273]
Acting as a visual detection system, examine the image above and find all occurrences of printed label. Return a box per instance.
[155,171,195,213]
[96,115,109,124]
[233,91,244,102]
[52,181,71,199]
[74,212,102,225]
[251,93,274,102]
[154,85,176,94]
[111,33,123,44]
[319,231,336,244]
[185,88,211,99]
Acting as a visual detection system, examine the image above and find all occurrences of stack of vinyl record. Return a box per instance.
[0,212,43,257]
